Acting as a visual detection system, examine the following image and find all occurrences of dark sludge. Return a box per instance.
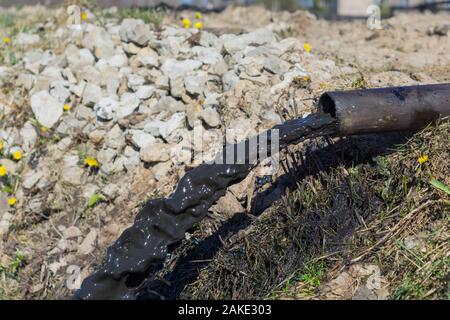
[73,112,337,300]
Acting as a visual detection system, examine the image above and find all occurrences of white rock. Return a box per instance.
[151,161,173,181]
[140,142,171,163]
[271,64,309,95]
[117,92,140,119]
[161,59,202,79]
[100,157,124,175]
[184,71,208,96]
[63,154,79,167]
[264,56,291,74]
[20,121,38,152]
[200,107,221,128]
[78,65,101,85]
[15,33,40,46]
[105,125,125,149]
[22,170,43,189]
[84,26,115,60]
[135,85,155,100]
[88,129,105,144]
[23,50,55,74]
[62,226,82,239]
[137,47,159,67]
[61,166,84,186]
[101,184,120,200]
[169,76,185,98]
[222,71,239,91]
[17,73,35,91]
[65,44,95,68]
[0,212,12,237]
[128,129,156,149]
[49,80,71,103]
[223,28,276,54]
[123,146,141,170]
[30,91,63,128]
[94,97,119,120]
[192,46,224,65]
[159,112,186,139]
[82,83,102,107]
[119,19,152,46]
[77,229,98,255]
[152,96,185,114]
[97,148,117,165]
[107,54,128,68]
[70,80,86,97]
[76,105,96,121]
[127,73,145,90]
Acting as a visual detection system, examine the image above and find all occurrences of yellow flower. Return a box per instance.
[85,157,99,168]
[418,155,429,165]
[195,12,203,20]
[194,21,203,30]
[182,18,191,29]
[0,165,7,177]
[12,151,22,161]
[41,126,48,133]
[303,75,310,81]
[81,11,88,22]
[303,42,312,53]
[63,103,71,112]
[8,197,16,206]
[2,37,11,45]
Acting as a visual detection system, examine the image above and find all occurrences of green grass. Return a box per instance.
[183,120,449,300]
[100,7,163,28]
[393,255,449,299]
[88,193,104,208]
[0,14,15,29]
[0,250,26,277]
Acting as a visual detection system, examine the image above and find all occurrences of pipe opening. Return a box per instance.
[318,93,336,118]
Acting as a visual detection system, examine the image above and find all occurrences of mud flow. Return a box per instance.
[74,113,337,299]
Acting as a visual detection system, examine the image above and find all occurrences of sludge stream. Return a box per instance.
[73,112,337,300]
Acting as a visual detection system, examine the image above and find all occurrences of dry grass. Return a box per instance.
[176,120,449,300]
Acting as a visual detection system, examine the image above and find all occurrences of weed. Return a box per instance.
[88,193,104,208]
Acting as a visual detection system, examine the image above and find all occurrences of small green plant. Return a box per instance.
[351,74,368,89]
[0,14,15,29]
[430,179,450,196]
[0,250,27,278]
[88,193,104,208]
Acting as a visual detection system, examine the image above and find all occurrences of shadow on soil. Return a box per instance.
[138,131,413,300]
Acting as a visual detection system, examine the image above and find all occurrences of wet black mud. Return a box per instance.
[74,113,337,300]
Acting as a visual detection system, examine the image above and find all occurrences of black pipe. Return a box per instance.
[318,83,450,136]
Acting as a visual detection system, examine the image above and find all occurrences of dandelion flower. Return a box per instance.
[303,42,312,53]
[418,155,429,165]
[63,104,71,112]
[84,157,100,168]
[194,21,203,30]
[195,12,203,20]
[0,165,7,177]
[81,11,88,22]
[8,197,16,206]
[12,151,22,161]
[2,37,11,45]
[182,18,191,29]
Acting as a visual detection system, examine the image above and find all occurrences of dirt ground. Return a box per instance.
[0,5,448,300]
